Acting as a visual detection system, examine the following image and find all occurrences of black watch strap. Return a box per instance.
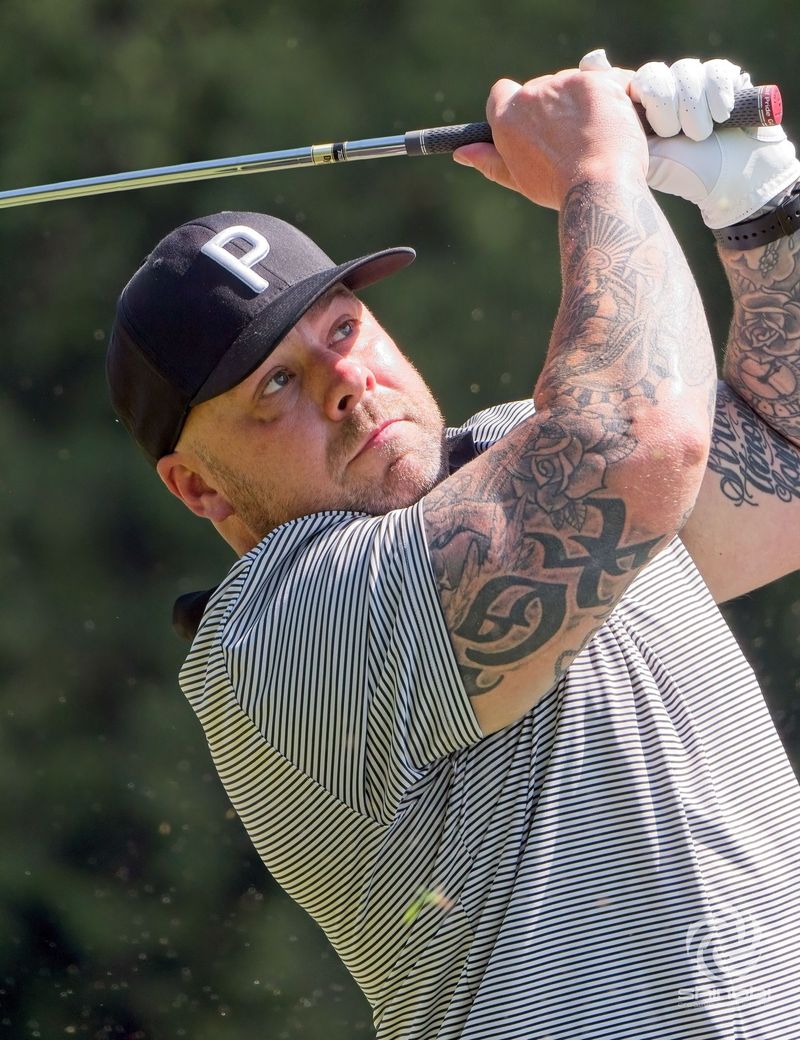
[713,187,800,250]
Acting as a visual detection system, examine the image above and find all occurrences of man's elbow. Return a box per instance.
[625,419,710,533]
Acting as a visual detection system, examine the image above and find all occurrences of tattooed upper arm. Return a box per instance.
[423,414,667,733]
[422,179,715,736]
[680,381,800,602]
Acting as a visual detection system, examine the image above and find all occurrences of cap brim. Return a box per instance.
[192,246,415,405]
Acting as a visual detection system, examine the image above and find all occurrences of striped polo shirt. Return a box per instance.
[179,400,800,1039]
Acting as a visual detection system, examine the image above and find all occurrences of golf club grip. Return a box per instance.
[408,85,783,155]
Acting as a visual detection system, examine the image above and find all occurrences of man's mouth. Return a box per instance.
[351,418,407,461]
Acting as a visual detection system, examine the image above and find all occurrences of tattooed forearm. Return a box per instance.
[538,183,716,411]
[720,222,800,446]
[708,381,800,506]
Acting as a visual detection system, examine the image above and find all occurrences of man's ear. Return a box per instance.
[156,452,234,523]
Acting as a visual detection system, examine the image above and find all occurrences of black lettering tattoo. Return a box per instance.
[708,383,800,506]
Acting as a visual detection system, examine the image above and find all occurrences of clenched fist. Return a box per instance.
[454,67,648,209]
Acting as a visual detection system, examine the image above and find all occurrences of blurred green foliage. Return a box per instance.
[0,1,797,1037]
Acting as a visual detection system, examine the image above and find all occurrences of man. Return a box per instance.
[107,57,800,1038]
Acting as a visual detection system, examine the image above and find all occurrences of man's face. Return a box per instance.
[178,285,448,542]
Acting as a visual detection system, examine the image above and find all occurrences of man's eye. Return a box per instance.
[262,369,293,396]
[332,319,355,343]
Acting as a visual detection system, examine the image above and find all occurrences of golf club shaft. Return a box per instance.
[0,85,782,210]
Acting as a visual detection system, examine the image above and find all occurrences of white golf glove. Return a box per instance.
[579,49,800,229]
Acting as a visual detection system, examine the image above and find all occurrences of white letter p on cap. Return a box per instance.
[200,225,270,294]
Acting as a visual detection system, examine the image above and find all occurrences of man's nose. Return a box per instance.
[321,354,377,421]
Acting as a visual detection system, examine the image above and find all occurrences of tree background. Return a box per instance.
[0,1,797,1037]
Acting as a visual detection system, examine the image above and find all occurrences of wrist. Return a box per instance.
[713,180,800,250]
[558,157,648,207]
[746,176,800,218]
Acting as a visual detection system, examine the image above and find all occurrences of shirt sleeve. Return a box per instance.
[218,502,484,824]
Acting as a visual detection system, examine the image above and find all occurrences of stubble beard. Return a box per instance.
[198,388,449,542]
[326,388,449,516]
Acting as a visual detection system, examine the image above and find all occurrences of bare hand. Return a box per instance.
[454,68,648,209]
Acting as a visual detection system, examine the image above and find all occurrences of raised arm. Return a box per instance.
[423,69,716,735]
[679,223,800,601]
[619,54,800,601]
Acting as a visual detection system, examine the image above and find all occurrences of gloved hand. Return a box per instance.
[579,49,800,229]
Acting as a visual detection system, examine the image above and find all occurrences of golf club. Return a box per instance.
[0,84,783,210]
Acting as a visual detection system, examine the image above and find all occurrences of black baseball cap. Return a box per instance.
[107,211,416,464]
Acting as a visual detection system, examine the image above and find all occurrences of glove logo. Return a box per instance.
[201,225,270,293]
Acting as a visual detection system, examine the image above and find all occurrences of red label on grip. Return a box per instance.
[760,85,783,126]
